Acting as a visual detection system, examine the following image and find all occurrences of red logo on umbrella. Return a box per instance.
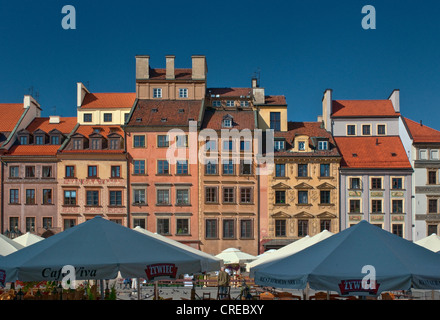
[144,264,178,280]
[339,279,379,295]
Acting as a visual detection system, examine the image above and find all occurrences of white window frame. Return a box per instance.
[153,88,162,98]
[179,88,188,98]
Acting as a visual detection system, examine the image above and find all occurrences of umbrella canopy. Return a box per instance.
[415,234,440,253]
[215,248,256,265]
[247,231,334,273]
[0,234,24,256]
[13,232,44,247]
[251,220,440,296]
[0,216,222,283]
[133,226,223,271]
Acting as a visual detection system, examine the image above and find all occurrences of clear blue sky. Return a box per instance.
[1,0,440,129]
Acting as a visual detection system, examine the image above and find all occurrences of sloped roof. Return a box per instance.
[332,100,399,118]
[26,117,77,134]
[201,109,256,130]
[80,92,136,109]
[404,118,440,143]
[0,103,25,132]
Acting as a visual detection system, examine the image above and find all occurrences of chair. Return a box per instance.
[381,292,395,300]
[203,292,211,300]
[259,292,275,300]
[276,292,301,300]
[217,286,231,300]
[309,292,328,300]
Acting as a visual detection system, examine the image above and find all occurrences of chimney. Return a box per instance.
[322,89,333,132]
[252,77,258,88]
[166,55,175,80]
[191,55,207,80]
[136,55,150,80]
[388,89,400,113]
[49,116,60,124]
[77,82,89,108]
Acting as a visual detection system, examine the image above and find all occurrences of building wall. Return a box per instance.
[257,106,288,132]
[331,118,400,137]
[77,109,132,125]
[136,82,206,100]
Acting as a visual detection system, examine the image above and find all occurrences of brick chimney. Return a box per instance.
[136,55,150,80]
[388,89,400,113]
[191,55,207,80]
[166,55,175,80]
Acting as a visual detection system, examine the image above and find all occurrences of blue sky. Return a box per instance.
[1,0,440,129]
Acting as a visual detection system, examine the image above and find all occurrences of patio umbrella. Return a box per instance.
[251,220,440,296]
[133,226,223,271]
[415,234,440,253]
[0,234,24,256]
[13,232,44,247]
[247,230,333,273]
[0,216,222,284]
[215,248,256,266]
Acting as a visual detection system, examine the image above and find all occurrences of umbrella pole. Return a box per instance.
[100,280,104,300]
[137,278,141,300]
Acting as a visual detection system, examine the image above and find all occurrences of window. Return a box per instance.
[64,190,77,205]
[350,199,361,213]
[420,149,428,160]
[222,160,234,175]
[362,124,371,135]
[176,135,188,148]
[43,217,52,230]
[298,191,308,204]
[372,200,382,213]
[431,150,440,160]
[320,190,331,204]
[270,112,281,131]
[429,170,437,185]
[9,217,19,232]
[157,160,169,174]
[429,199,438,213]
[320,164,330,177]
[103,113,112,122]
[157,135,169,147]
[179,88,188,98]
[223,187,235,203]
[157,189,170,205]
[133,135,145,148]
[26,217,35,232]
[83,113,92,123]
[64,219,76,230]
[392,224,403,237]
[428,224,438,235]
[240,160,252,175]
[73,139,82,150]
[212,100,221,107]
[42,166,52,178]
[124,113,130,123]
[275,220,286,237]
[298,220,308,237]
[51,135,60,145]
[350,178,361,189]
[133,160,145,174]
[157,219,170,235]
[176,189,190,205]
[275,164,285,177]
[223,219,235,239]
[205,187,218,203]
[35,136,44,145]
[298,141,306,151]
[20,136,28,145]
[275,190,286,204]
[377,124,386,135]
[392,199,403,214]
[25,189,35,205]
[176,219,189,235]
[321,220,331,232]
[110,139,120,150]
[347,125,356,136]
[176,160,188,175]
[298,164,308,177]
[223,140,234,151]
[91,139,101,150]
[88,166,98,178]
[65,166,75,178]
[205,160,217,175]
[274,140,285,151]
[240,101,250,108]
[9,166,19,178]
[133,189,146,205]
[9,189,19,204]
[392,178,403,189]
[240,187,252,204]
[223,119,232,128]
[25,166,35,178]
[371,178,382,189]
[42,189,52,204]
[109,191,122,206]
[111,166,121,178]
[226,100,234,107]
[86,190,99,206]
[133,218,146,229]
[240,220,253,239]
[153,88,162,98]
[240,140,251,151]
[205,139,216,151]
[205,219,218,239]
[318,141,328,150]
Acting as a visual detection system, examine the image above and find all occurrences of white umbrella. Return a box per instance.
[0,234,24,256]
[13,232,44,247]
[0,216,222,284]
[251,220,440,296]
[215,248,256,266]
[415,234,440,253]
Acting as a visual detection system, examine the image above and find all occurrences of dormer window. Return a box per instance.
[91,138,101,150]
[274,140,285,151]
[73,139,82,150]
[226,100,234,107]
[20,136,28,145]
[298,141,306,151]
[318,140,329,150]
[35,136,44,145]
[51,136,60,145]
[240,101,250,107]
[223,119,232,128]
[212,100,221,107]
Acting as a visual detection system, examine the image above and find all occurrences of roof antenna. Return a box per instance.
[420,120,423,126]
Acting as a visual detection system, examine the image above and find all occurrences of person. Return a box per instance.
[217,267,230,299]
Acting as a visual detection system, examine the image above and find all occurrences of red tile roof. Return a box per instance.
[264,95,287,105]
[26,117,77,134]
[80,93,136,109]
[127,99,202,127]
[334,136,411,169]
[0,103,25,132]
[404,118,440,143]
[201,109,256,130]
[332,100,399,118]
[148,68,193,80]
[7,145,61,156]
[208,88,287,105]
